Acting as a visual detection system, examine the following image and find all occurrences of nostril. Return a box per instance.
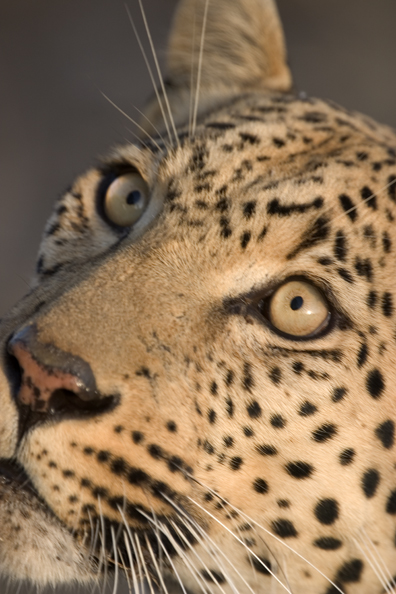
[49,388,119,417]
[5,325,120,431]
[3,348,23,402]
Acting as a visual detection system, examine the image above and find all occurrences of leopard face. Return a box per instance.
[0,1,395,594]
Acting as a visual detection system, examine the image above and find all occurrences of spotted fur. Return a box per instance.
[0,1,395,593]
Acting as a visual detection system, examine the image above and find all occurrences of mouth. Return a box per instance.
[0,457,36,491]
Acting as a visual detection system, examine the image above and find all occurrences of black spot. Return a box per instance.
[318,257,333,266]
[297,402,318,421]
[166,421,177,433]
[270,414,285,429]
[136,367,151,379]
[382,292,394,317]
[206,122,235,130]
[314,499,339,525]
[243,201,256,219]
[243,426,254,437]
[240,132,259,145]
[203,440,215,455]
[247,401,262,419]
[242,363,254,391]
[367,290,377,309]
[362,469,380,498]
[271,519,298,538]
[337,268,354,283]
[332,387,347,402]
[148,444,163,459]
[339,448,355,466]
[132,431,144,444]
[388,175,396,202]
[360,186,377,210]
[356,151,368,161]
[339,194,357,221]
[386,490,396,514]
[168,456,184,473]
[230,457,243,470]
[285,461,313,479]
[200,570,226,584]
[383,231,392,253]
[208,409,217,424]
[240,231,251,249]
[366,368,385,399]
[273,137,285,148]
[63,470,75,478]
[210,381,218,396]
[114,425,123,434]
[256,444,278,456]
[267,196,323,217]
[269,367,282,385]
[334,230,347,261]
[225,397,234,417]
[225,370,234,386]
[223,436,234,448]
[314,537,342,550]
[336,559,363,583]
[287,216,330,259]
[92,486,107,498]
[354,257,373,282]
[110,458,126,475]
[375,420,395,449]
[292,361,304,375]
[312,423,337,442]
[251,556,272,575]
[253,478,269,494]
[357,343,368,368]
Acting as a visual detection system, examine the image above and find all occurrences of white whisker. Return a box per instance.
[101,91,163,151]
[135,532,157,594]
[185,489,343,593]
[191,0,210,137]
[332,176,396,224]
[160,493,287,594]
[145,533,171,594]
[124,530,140,594]
[124,3,172,147]
[118,545,133,594]
[110,525,119,594]
[136,0,180,147]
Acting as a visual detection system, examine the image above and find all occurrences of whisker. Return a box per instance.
[355,529,395,592]
[124,3,172,147]
[136,0,180,148]
[188,14,197,138]
[124,530,140,594]
[169,518,229,594]
[100,91,163,151]
[110,525,119,594]
[132,104,168,147]
[191,0,210,137]
[185,490,342,593]
[135,532,157,594]
[118,545,133,594]
[159,520,215,594]
[161,494,283,594]
[145,533,171,594]
[332,176,396,225]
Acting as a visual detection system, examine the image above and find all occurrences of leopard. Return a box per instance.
[0,0,395,593]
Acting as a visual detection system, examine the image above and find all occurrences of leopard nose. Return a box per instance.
[7,324,114,419]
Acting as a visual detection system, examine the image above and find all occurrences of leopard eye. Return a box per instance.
[103,173,149,227]
[260,280,330,338]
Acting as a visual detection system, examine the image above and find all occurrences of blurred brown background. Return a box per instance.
[0,0,395,592]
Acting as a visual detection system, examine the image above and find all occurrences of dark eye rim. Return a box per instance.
[226,275,341,342]
[95,164,147,232]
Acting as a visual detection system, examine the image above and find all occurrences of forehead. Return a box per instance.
[110,94,396,265]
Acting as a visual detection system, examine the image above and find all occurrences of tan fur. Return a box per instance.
[0,1,395,593]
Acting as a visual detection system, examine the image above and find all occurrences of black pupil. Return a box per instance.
[291,296,304,311]
[126,190,142,206]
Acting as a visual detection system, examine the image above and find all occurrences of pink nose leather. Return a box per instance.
[9,341,82,413]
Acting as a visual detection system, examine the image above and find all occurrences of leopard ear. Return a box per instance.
[142,0,292,135]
